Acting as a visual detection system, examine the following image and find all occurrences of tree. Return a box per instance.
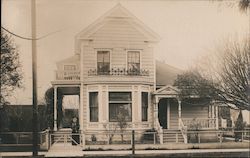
[174,38,250,110]
[239,0,250,12]
[116,111,128,142]
[174,70,218,99]
[234,110,246,141]
[0,30,22,105]
[217,39,250,110]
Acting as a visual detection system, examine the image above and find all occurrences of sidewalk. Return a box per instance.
[0,148,249,157]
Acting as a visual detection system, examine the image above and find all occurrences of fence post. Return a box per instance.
[132,130,135,155]
[241,131,243,142]
[107,134,110,145]
[198,133,200,144]
[219,131,222,144]
[153,132,156,144]
[49,133,52,148]
[176,133,178,143]
[45,130,49,150]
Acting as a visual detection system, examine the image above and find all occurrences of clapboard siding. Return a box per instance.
[182,105,208,119]
[80,17,155,84]
[90,20,147,41]
[82,85,87,129]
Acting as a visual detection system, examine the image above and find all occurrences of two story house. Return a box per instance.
[51,4,219,144]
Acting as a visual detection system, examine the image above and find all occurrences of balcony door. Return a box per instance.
[97,51,110,75]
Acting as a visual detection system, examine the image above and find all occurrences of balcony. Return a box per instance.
[55,70,80,81]
[88,68,149,76]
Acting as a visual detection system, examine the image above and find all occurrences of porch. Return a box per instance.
[51,85,82,131]
[153,85,219,144]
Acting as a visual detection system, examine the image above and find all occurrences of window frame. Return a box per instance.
[63,64,77,71]
[89,92,99,122]
[141,92,149,122]
[126,50,141,73]
[96,49,111,75]
[108,92,132,122]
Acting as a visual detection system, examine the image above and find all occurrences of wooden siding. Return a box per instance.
[169,101,209,129]
[82,85,87,129]
[81,19,155,84]
[182,104,209,119]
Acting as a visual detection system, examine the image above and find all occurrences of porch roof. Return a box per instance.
[153,85,179,97]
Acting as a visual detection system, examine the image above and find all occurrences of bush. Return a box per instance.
[141,128,157,143]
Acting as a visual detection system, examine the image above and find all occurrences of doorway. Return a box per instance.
[158,98,168,129]
[61,95,79,128]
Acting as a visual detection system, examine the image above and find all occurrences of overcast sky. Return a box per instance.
[1,0,249,104]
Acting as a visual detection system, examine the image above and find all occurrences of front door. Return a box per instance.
[158,99,168,129]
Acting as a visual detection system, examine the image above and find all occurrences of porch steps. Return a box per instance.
[163,129,184,143]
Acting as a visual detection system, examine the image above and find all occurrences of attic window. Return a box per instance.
[64,65,76,71]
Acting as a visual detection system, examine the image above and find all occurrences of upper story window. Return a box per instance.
[64,65,76,71]
[127,51,140,73]
[97,51,110,75]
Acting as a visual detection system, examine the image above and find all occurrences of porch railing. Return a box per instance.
[182,118,216,129]
[155,120,163,144]
[55,70,80,80]
[50,133,83,148]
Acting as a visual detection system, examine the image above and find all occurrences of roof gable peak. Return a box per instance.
[76,3,160,42]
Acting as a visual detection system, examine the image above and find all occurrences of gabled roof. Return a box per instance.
[56,55,80,65]
[76,3,160,42]
[156,60,183,86]
[154,85,179,95]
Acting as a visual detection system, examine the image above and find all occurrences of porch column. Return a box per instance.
[154,97,159,129]
[79,84,83,131]
[178,100,182,129]
[53,86,58,131]
[215,105,219,129]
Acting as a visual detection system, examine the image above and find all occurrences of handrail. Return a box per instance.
[155,120,163,144]
[55,70,80,80]
[179,119,188,143]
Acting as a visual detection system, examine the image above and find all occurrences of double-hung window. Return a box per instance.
[89,92,98,122]
[64,65,76,71]
[127,51,140,74]
[97,51,110,75]
[109,92,132,122]
[141,92,148,121]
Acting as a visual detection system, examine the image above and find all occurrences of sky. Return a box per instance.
[1,0,249,105]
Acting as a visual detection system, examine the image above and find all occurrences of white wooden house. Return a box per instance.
[51,4,219,144]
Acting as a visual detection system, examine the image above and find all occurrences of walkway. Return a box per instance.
[0,148,249,157]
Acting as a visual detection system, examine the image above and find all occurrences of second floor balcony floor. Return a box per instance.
[55,67,150,82]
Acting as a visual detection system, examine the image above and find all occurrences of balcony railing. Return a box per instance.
[88,68,149,76]
[56,70,80,80]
